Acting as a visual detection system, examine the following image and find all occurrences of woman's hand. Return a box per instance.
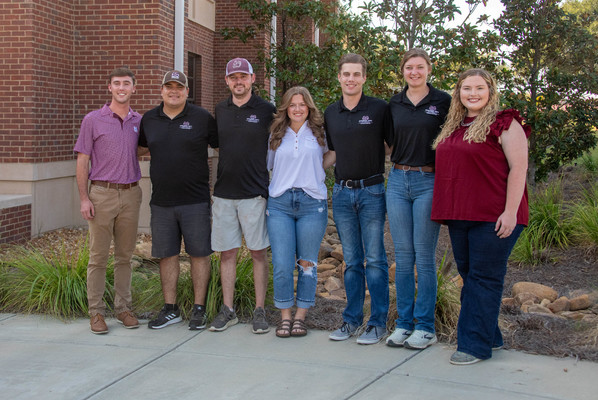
[495,210,516,238]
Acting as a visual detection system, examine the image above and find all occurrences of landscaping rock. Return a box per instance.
[318,263,337,273]
[526,304,553,314]
[569,294,591,311]
[511,282,558,302]
[318,244,334,261]
[560,311,585,321]
[514,292,540,305]
[547,296,570,313]
[320,257,340,267]
[330,247,344,262]
[324,276,342,292]
[388,263,396,283]
[325,226,337,235]
[540,298,551,307]
[502,297,517,307]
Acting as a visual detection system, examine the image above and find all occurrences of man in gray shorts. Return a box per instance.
[138,70,217,330]
[210,58,276,334]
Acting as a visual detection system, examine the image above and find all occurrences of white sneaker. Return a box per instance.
[386,328,413,347]
[404,330,437,349]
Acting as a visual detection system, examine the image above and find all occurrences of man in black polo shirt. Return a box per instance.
[326,54,391,345]
[138,70,217,331]
[209,58,276,334]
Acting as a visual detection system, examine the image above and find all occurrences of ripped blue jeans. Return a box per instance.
[267,188,328,309]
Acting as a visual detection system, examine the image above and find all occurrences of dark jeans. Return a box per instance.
[447,220,524,360]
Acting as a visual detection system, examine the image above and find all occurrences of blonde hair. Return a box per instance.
[269,86,325,150]
[433,69,500,148]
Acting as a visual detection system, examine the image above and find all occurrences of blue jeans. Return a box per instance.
[332,182,389,327]
[386,168,440,334]
[447,220,523,360]
[267,189,328,309]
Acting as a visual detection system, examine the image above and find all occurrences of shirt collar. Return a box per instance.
[339,93,368,113]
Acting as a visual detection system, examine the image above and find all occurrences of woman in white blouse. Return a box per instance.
[267,86,331,337]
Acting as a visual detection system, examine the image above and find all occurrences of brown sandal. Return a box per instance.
[291,319,307,337]
[276,319,292,338]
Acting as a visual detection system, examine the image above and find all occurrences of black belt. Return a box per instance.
[335,174,384,189]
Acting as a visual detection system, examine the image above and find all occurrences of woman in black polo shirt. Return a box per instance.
[385,48,451,350]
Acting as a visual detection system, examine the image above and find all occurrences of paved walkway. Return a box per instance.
[1,313,597,400]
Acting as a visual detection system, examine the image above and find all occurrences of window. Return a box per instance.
[187,53,201,105]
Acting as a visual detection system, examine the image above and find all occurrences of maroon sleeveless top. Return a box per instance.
[431,109,530,225]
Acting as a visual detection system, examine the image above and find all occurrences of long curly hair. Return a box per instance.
[433,69,500,149]
[269,86,325,150]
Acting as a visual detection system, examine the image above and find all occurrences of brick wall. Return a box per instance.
[73,0,175,118]
[186,18,216,112]
[0,0,73,163]
[214,0,271,101]
[0,204,32,245]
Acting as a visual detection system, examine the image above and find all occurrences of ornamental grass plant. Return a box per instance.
[0,238,113,318]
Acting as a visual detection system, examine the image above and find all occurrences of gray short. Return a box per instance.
[150,202,212,258]
[211,196,269,251]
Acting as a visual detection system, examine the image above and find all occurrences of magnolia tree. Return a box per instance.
[495,0,598,182]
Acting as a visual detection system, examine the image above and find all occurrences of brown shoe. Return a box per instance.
[90,314,108,334]
[117,310,139,329]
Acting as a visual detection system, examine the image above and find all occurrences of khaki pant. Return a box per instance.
[87,184,142,316]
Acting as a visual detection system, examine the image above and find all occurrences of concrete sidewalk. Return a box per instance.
[1,313,596,400]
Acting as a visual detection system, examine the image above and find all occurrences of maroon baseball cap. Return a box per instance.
[162,70,188,87]
[226,58,254,76]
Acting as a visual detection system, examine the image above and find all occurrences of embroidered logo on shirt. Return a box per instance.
[180,121,193,130]
[246,114,260,123]
[425,106,440,116]
[133,126,138,133]
[358,115,373,125]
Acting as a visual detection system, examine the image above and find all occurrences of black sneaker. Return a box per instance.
[251,307,270,334]
[148,305,182,329]
[208,305,238,332]
[189,305,207,330]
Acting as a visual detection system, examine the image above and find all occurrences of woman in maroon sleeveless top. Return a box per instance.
[431,69,530,365]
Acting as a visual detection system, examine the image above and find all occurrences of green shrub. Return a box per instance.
[580,153,598,176]
[510,225,551,266]
[434,252,461,343]
[529,181,571,248]
[0,238,113,318]
[571,204,598,247]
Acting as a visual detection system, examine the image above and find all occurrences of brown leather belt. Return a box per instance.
[91,180,139,190]
[394,164,435,173]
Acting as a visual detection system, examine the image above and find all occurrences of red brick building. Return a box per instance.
[0,0,283,243]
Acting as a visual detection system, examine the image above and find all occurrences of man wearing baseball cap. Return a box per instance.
[209,58,276,334]
[138,70,217,331]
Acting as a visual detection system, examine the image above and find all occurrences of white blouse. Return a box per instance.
[267,121,328,200]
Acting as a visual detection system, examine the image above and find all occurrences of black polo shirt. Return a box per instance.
[389,83,451,166]
[213,94,276,199]
[138,102,217,206]
[324,94,391,181]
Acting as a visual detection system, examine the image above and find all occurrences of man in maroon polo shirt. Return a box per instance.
[74,67,143,334]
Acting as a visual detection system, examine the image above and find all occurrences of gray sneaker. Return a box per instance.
[449,351,482,365]
[386,328,413,347]
[356,325,386,345]
[329,322,358,341]
[251,307,270,334]
[209,305,238,332]
[404,330,437,349]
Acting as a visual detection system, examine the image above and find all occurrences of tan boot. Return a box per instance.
[90,314,108,334]
[117,310,139,329]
